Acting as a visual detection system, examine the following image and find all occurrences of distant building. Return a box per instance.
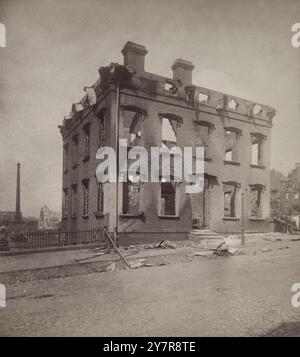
[0,211,16,226]
[280,163,300,215]
[270,169,286,215]
[38,205,61,230]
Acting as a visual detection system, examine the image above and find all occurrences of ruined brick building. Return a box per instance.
[277,163,300,215]
[270,168,286,214]
[59,41,276,243]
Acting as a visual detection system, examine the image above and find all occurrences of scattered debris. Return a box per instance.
[145,240,176,250]
[278,246,290,250]
[223,235,241,248]
[129,259,147,269]
[91,247,108,253]
[272,215,300,235]
[228,248,238,255]
[199,240,226,251]
[144,263,154,267]
[261,247,272,253]
[213,249,231,257]
[105,262,116,272]
[193,237,244,257]
[193,251,214,257]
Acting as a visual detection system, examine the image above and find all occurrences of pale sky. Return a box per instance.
[0,0,300,217]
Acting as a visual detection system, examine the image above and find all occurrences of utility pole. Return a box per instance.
[111,63,132,247]
[241,190,245,246]
[15,162,22,223]
[114,81,120,246]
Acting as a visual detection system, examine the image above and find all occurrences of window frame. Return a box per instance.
[71,184,77,218]
[72,134,79,169]
[159,179,179,218]
[222,181,241,220]
[249,183,266,219]
[82,179,89,217]
[83,123,91,162]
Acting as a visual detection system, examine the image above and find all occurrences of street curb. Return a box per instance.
[0,243,105,257]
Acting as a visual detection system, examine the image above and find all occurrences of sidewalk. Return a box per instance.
[0,232,299,284]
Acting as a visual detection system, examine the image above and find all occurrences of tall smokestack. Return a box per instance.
[15,162,22,222]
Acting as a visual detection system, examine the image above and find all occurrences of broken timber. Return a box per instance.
[101,226,131,268]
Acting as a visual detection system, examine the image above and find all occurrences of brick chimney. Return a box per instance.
[171,59,194,85]
[121,41,148,73]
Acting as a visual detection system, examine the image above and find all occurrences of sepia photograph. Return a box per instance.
[0,0,300,343]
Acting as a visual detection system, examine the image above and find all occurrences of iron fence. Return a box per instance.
[0,227,107,252]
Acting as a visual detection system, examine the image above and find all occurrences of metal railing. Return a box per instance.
[0,227,107,252]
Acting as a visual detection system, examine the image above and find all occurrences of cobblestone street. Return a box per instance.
[0,236,300,336]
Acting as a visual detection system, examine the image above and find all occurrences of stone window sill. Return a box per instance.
[71,215,77,219]
[62,216,68,220]
[222,217,240,221]
[250,164,265,170]
[94,211,105,218]
[224,160,240,166]
[119,212,144,218]
[82,214,89,219]
[249,217,265,221]
[158,215,180,220]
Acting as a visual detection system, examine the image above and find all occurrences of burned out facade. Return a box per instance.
[59,42,276,243]
[279,163,300,215]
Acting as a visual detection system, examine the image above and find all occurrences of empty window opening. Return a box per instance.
[252,104,262,116]
[223,183,238,217]
[63,189,68,217]
[228,98,238,110]
[97,110,106,147]
[63,143,69,174]
[165,81,178,96]
[162,118,177,144]
[123,109,143,146]
[225,129,239,162]
[249,185,264,218]
[97,182,103,213]
[122,178,140,215]
[195,121,214,160]
[72,136,78,167]
[83,124,90,160]
[82,180,89,215]
[251,134,264,166]
[198,93,209,103]
[71,185,77,217]
[160,181,176,216]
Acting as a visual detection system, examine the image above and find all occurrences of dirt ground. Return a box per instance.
[0,233,300,336]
